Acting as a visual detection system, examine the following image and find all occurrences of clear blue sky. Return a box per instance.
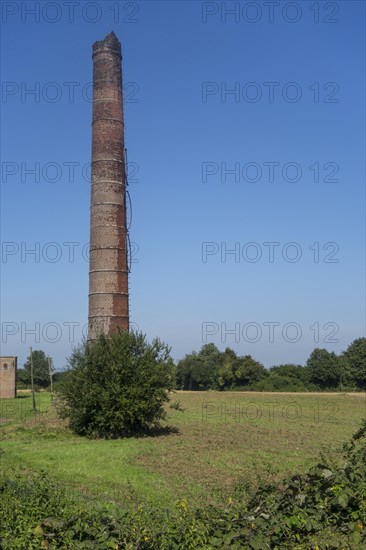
[1,1,365,370]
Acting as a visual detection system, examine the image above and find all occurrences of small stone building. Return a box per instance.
[0,357,17,398]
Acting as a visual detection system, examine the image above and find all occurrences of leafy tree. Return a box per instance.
[255,364,310,392]
[195,343,222,389]
[342,338,366,389]
[16,368,30,386]
[216,361,234,389]
[23,350,53,388]
[57,330,175,438]
[177,346,268,390]
[216,348,238,389]
[306,348,342,389]
[176,343,222,390]
[175,353,199,390]
[269,364,306,380]
[233,355,268,387]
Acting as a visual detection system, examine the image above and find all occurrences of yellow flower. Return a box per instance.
[356,521,364,531]
[180,499,188,511]
[228,497,233,505]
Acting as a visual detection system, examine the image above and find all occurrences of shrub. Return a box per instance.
[57,329,175,438]
[208,418,366,548]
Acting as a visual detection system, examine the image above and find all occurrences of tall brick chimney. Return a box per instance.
[88,32,129,339]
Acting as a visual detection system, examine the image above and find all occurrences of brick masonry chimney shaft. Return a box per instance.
[88,32,129,339]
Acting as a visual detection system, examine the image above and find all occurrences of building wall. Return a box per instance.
[0,356,17,398]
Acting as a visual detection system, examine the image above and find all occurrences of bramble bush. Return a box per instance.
[57,329,175,438]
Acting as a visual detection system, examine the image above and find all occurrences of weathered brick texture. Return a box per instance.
[88,32,129,339]
[0,357,17,399]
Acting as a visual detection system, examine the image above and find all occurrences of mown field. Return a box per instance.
[1,391,365,510]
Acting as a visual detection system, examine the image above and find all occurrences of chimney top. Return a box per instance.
[93,32,121,56]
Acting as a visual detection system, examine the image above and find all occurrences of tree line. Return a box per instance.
[17,337,366,393]
[175,338,366,392]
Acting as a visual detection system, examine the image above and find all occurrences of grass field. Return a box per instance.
[1,390,365,511]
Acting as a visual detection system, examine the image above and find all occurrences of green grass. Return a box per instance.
[1,390,365,510]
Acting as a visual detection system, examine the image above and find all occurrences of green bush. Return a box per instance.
[218,418,366,548]
[57,329,175,438]
[16,382,29,390]
[16,383,43,392]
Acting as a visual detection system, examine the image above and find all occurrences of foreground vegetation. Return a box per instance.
[1,408,365,548]
[3,328,366,547]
